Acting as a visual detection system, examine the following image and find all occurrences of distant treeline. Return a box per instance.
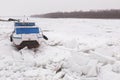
[31,9,120,19]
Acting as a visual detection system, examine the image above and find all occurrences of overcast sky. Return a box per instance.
[0,0,120,16]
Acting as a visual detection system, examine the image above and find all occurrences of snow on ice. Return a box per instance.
[0,18,120,80]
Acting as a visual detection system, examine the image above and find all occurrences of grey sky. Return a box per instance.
[0,0,120,16]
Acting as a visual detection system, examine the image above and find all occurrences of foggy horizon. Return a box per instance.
[0,0,120,16]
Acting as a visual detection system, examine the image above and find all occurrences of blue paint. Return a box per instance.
[16,28,40,34]
[15,22,35,26]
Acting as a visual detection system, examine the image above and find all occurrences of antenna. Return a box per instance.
[23,15,29,22]
[23,15,25,22]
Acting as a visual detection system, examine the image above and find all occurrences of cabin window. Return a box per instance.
[15,22,35,26]
[15,28,40,34]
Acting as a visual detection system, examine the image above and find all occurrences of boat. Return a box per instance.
[10,21,48,50]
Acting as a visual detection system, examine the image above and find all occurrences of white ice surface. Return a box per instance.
[0,18,120,80]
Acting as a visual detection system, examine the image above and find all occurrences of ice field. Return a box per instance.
[0,18,120,80]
